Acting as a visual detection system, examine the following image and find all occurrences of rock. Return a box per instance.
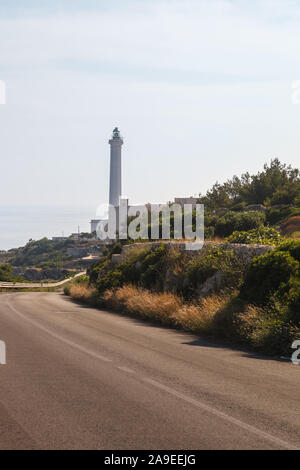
[111,254,123,264]
[41,268,69,280]
[135,261,142,270]
[164,267,180,293]
[197,271,223,297]
[23,269,42,281]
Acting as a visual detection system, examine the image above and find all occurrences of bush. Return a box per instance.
[214,211,265,237]
[65,283,98,305]
[204,225,215,239]
[236,304,300,356]
[95,244,168,294]
[266,206,300,225]
[275,239,300,262]
[73,274,89,284]
[97,269,125,294]
[0,263,24,282]
[87,257,111,284]
[279,276,300,325]
[63,285,70,295]
[250,319,299,356]
[179,248,245,299]
[240,251,299,305]
[0,264,14,281]
[227,226,281,245]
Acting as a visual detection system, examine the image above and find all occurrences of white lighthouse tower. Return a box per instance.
[90,127,123,235]
[109,127,123,207]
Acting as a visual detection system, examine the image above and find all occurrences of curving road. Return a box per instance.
[0,292,299,450]
[0,271,86,289]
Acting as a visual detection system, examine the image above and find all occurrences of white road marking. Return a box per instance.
[144,378,299,450]
[6,298,112,363]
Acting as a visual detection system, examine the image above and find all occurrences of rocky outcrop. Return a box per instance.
[196,272,224,297]
[12,267,71,281]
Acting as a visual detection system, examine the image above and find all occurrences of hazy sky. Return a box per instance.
[1,0,300,213]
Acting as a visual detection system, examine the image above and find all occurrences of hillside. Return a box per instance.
[65,158,300,357]
[0,237,104,281]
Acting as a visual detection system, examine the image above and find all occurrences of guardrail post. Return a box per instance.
[0,340,6,364]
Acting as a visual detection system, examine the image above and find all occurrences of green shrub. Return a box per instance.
[266,206,300,225]
[275,239,300,262]
[73,274,89,284]
[204,225,215,239]
[247,316,299,356]
[110,242,123,255]
[240,251,299,305]
[214,211,265,237]
[235,302,300,356]
[63,285,70,295]
[95,244,168,294]
[97,269,125,294]
[279,277,300,325]
[178,248,245,299]
[87,257,112,284]
[0,264,14,281]
[0,263,24,282]
[227,226,281,245]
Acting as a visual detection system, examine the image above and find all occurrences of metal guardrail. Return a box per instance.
[0,271,86,289]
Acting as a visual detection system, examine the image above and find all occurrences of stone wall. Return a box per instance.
[111,240,274,264]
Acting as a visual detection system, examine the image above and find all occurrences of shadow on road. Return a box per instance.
[64,294,289,364]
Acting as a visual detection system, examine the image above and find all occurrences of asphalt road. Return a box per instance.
[0,292,299,450]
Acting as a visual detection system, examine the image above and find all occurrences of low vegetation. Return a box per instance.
[9,238,74,268]
[65,238,300,357]
[227,226,282,245]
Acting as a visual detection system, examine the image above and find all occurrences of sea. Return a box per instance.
[0,205,96,251]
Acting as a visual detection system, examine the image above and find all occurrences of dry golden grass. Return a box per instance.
[212,236,226,243]
[173,295,229,334]
[103,285,181,325]
[102,284,228,333]
[68,283,98,305]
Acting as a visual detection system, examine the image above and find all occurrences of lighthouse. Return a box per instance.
[109,127,123,207]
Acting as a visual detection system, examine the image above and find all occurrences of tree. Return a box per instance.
[199,159,300,209]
